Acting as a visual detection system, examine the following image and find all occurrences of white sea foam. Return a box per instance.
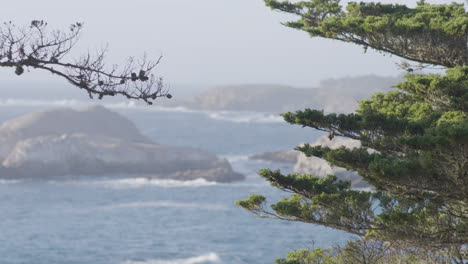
[0,179,20,184]
[0,98,283,124]
[95,177,270,190]
[106,103,284,124]
[122,252,221,264]
[115,105,283,124]
[49,177,218,189]
[99,201,228,211]
[104,102,196,114]
[102,178,218,189]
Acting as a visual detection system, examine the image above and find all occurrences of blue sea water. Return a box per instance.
[0,103,354,264]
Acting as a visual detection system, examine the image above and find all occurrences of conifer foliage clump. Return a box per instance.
[237,1,467,262]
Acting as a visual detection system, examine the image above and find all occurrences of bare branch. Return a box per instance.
[0,21,171,104]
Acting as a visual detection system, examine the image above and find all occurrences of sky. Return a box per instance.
[0,0,463,91]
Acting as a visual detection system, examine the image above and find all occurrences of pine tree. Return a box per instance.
[237,1,467,262]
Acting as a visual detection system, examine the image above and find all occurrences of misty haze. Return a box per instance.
[0,0,466,263]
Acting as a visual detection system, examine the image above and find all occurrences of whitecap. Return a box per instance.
[0,179,20,184]
[103,178,218,189]
[122,252,221,264]
[0,98,284,124]
[49,177,218,189]
[107,103,283,124]
[104,102,196,114]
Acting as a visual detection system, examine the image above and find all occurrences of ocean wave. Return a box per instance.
[0,98,283,124]
[122,252,221,264]
[99,177,270,190]
[111,104,283,124]
[48,177,218,189]
[104,101,196,114]
[99,201,228,211]
[102,178,218,189]
[0,179,20,184]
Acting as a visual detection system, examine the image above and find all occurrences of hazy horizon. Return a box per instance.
[0,1,465,263]
[0,0,461,95]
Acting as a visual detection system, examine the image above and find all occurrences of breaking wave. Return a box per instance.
[48,177,218,189]
[0,179,20,184]
[101,178,218,189]
[121,252,221,264]
[104,101,196,114]
[0,99,283,124]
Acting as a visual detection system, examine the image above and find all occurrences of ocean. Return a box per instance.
[0,102,353,264]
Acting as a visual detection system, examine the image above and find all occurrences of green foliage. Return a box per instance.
[275,248,339,264]
[235,194,266,211]
[397,67,468,112]
[274,239,457,264]
[358,91,432,121]
[238,0,467,262]
[265,0,468,67]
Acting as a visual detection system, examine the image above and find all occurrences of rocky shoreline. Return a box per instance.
[249,136,370,188]
[0,106,244,182]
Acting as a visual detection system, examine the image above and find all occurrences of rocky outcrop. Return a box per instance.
[165,75,400,113]
[314,75,401,113]
[249,150,299,164]
[0,106,243,182]
[249,136,370,188]
[176,84,318,113]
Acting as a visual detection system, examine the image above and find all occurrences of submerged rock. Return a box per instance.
[0,106,243,182]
